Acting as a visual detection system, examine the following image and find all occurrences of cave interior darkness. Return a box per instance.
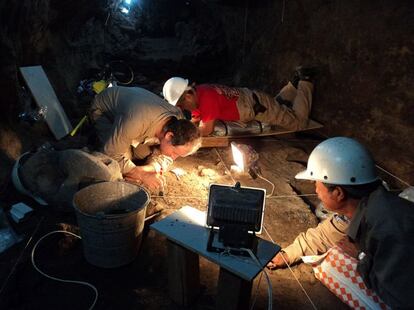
[0,0,413,309]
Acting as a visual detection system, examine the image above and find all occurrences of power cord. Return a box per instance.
[218,247,272,310]
[263,225,317,310]
[249,272,263,310]
[216,146,275,197]
[241,248,272,310]
[214,144,314,309]
[31,230,98,310]
[256,173,275,197]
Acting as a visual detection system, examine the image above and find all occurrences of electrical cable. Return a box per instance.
[108,60,134,85]
[268,193,317,199]
[150,193,318,200]
[263,225,318,310]
[241,248,272,310]
[151,195,206,199]
[218,248,271,310]
[31,230,98,310]
[213,147,316,200]
[375,165,411,187]
[214,148,237,184]
[256,173,275,197]
[212,137,409,310]
[150,190,402,201]
[249,272,264,310]
[209,145,320,308]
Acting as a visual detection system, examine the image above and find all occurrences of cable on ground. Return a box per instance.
[257,173,275,197]
[263,225,317,310]
[31,230,98,310]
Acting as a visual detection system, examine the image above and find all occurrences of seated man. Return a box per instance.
[268,137,414,309]
[89,86,201,191]
[162,67,316,136]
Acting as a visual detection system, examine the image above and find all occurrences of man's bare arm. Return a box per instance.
[124,164,162,191]
[199,120,215,136]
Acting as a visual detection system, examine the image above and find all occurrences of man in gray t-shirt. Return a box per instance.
[90,86,201,190]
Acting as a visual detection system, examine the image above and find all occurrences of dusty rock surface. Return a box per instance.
[1,137,347,310]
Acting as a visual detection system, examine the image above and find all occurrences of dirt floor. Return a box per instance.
[0,134,349,310]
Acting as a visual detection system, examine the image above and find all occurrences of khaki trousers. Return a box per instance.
[236,81,313,130]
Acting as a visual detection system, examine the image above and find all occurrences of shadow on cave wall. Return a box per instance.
[0,0,232,192]
[0,0,412,188]
[0,0,231,118]
[213,0,414,185]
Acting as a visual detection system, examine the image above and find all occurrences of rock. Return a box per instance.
[198,167,216,178]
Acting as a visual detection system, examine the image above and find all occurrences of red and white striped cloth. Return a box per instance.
[302,246,389,310]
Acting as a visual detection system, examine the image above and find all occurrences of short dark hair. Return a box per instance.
[162,117,200,146]
[323,180,381,199]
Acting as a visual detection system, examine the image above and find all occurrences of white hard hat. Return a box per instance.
[11,152,48,205]
[295,137,378,185]
[162,77,189,105]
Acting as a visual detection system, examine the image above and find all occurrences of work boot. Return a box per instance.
[291,66,318,88]
[275,94,293,108]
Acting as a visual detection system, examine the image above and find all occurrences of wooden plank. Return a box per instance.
[201,136,230,148]
[201,119,323,148]
[216,268,252,310]
[150,206,280,282]
[19,66,73,140]
[167,241,200,306]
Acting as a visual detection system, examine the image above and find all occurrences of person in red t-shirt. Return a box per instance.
[163,67,317,136]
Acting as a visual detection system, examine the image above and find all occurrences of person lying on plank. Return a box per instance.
[162,66,317,136]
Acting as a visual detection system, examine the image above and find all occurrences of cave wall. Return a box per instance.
[0,0,229,197]
[0,0,103,196]
[0,0,412,190]
[211,0,414,185]
[0,0,228,123]
[0,0,105,121]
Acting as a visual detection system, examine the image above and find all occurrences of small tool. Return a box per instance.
[159,168,166,197]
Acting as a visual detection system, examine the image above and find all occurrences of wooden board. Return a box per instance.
[167,241,200,306]
[150,206,280,282]
[201,119,323,148]
[217,268,253,310]
[19,66,73,140]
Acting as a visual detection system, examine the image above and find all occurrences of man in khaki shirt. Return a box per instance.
[90,86,201,191]
[275,213,349,266]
